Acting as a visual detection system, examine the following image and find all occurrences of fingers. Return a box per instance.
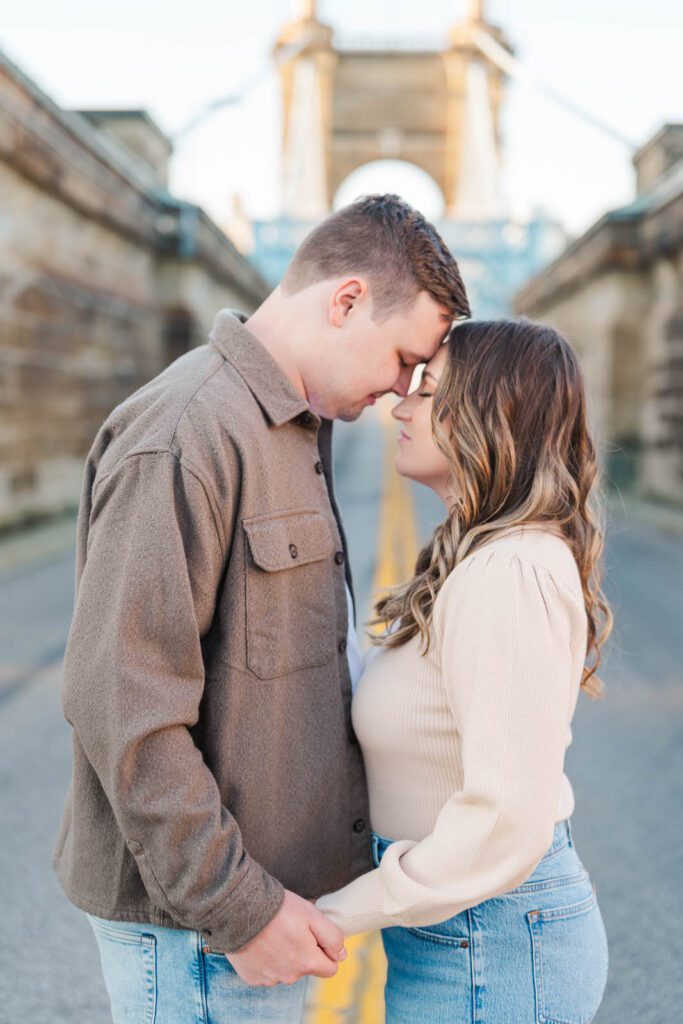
[223,896,349,987]
[305,950,344,979]
[307,906,347,962]
[227,951,341,986]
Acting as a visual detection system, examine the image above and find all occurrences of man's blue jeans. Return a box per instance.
[87,913,309,1023]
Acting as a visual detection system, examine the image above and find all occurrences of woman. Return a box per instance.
[316,318,612,1024]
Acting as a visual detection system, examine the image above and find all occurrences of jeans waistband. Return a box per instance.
[547,817,574,854]
[371,817,574,866]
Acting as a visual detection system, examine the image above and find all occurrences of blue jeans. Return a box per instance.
[86,913,309,1023]
[372,818,608,1024]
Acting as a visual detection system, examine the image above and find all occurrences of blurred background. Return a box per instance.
[0,1,681,1021]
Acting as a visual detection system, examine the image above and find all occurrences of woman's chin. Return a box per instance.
[394,454,415,480]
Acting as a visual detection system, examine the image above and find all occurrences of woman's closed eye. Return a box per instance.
[416,369,438,399]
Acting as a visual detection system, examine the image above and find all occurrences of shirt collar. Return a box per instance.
[208,308,316,428]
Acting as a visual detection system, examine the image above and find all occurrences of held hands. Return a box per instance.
[225,889,347,987]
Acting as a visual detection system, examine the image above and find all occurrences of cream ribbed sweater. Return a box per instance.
[316,526,589,936]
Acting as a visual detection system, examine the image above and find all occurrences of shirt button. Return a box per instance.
[297,411,313,426]
[315,461,324,474]
[338,638,347,654]
[289,544,298,559]
[334,550,345,565]
[353,818,366,833]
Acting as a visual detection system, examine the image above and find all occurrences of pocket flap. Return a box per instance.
[243,509,334,572]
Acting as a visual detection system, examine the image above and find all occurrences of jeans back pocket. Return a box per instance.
[88,915,157,1024]
[528,887,608,1024]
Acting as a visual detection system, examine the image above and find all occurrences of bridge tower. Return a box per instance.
[273,0,513,219]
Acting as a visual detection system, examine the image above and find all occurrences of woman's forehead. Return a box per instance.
[424,343,448,376]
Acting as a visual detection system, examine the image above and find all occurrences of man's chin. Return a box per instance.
[333,399,368,422]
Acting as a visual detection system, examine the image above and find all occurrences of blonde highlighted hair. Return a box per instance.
[370,318,613,698]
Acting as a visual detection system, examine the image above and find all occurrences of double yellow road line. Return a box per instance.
[372,401,420,601]
[306,402,419,1023]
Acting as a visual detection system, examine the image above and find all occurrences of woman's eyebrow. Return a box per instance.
[422,370,438,383]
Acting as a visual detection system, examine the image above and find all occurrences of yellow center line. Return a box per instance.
[304,933,365,1023]
[306,401,420,1022]
[371,399,420,615]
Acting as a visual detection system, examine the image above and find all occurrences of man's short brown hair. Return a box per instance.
[280,193,471,323]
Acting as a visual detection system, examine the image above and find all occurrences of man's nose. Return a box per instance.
[390,366,414,398]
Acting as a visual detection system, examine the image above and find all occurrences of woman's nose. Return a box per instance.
[391,397,411,421]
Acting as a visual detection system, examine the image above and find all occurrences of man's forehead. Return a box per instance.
[408,329,449,363]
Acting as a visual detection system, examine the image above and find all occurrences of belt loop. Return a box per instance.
[371,833,379,867]
[565,817,574,847]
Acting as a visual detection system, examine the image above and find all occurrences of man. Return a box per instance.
[53,193,470,1022]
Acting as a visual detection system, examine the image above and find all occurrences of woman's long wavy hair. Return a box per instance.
[370,318,613,699]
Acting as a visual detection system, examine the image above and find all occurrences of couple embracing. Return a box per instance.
[53,194,611,1024]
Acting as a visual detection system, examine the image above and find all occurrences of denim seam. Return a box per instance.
[529,911,546,1024]
[145,941,157,1024]
[534,888,597,923]
[89,917,156,947]
[193,930,210,1024]
[509,869,588,894]
[538,841,569,864]
[404,924,471,946]
[469,908,483,1024]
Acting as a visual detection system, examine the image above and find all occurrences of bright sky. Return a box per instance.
[1,1,681,238]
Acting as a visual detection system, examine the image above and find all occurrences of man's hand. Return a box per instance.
[225,889,347,986]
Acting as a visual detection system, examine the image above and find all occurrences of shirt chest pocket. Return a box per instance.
[243,509,339,680]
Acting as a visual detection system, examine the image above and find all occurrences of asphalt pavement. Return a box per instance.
[0,410,681,1023]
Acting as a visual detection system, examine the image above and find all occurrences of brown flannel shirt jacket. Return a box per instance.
[52,309,372,953]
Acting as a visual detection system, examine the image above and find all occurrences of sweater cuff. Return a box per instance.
[199,859,286,953]
[315,866,390,936]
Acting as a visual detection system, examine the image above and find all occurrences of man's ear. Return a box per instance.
[329,278,366,327]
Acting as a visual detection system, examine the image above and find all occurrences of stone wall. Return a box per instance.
[515,137,683,505]
[0,49,270,529]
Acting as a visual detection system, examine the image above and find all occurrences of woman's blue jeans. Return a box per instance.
[86,912,309,1023]
[372,818,608,1024]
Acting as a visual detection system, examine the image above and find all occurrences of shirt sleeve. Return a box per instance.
[60,449,284,952]
[315,548,583,935]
